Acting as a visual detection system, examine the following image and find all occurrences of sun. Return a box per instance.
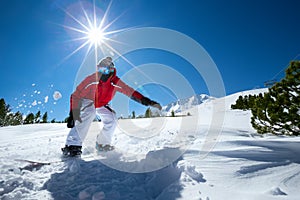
[87,27,105,45]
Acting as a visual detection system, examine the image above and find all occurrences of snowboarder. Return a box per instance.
[62,57,162,156]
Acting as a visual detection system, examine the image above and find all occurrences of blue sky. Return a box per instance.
[0,0,299,121]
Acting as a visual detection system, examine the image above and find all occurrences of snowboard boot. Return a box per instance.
[96,143,115,152]
[61,145,82,157]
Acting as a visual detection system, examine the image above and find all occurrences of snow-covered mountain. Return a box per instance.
[162,94,214,116]
[0,88,299,200]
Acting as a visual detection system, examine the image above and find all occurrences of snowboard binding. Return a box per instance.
[61,145,82,157]
[96,143,115,152]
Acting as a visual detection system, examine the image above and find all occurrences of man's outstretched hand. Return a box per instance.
[150,101,162,110]
[141,97,162,110]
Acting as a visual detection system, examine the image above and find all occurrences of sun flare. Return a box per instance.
[58,1,127,64]
[87,27,105,45]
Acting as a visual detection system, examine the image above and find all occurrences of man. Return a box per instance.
[62,57,162,156]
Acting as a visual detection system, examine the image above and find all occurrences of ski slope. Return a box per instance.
[0,89,300,200]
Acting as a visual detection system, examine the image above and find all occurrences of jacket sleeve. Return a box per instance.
[70,92,81,111]
[111,76,145,104]
[70,73,98,111]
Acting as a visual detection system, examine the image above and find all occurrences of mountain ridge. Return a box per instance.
[162,94,215,116]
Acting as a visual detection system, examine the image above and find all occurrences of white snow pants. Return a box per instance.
[65,98,117,146]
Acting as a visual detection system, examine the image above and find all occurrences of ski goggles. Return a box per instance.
[98,64,115,74]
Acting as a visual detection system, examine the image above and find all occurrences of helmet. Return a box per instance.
[97,56,114,67]
[97,57,115,74]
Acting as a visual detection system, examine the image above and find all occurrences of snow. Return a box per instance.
[52,91,62,101]
[162,94,214,116]
[1,88,300,200]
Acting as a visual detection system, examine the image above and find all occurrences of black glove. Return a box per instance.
[141,97,162,110]
[67,109,81,128]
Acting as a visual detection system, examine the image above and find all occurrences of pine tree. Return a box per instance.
[24,113,35,124]
[0,98,11,126]
[5,113,14,126]
[64,116,69,123]
[171,110,175,117]
[42,112,48,123]
[248,95,256,109]
[231,95,246,110]
[243,95,249,110]
[145,108,152,118]
[6,111,23,126]
[251,61,300,135]
[10,111,23,125]
[34,111,41,123]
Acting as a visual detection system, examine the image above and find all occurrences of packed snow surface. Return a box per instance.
[1,88,300,200]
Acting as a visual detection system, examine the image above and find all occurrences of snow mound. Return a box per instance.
[268,187,287,196]
[178,161,206,183]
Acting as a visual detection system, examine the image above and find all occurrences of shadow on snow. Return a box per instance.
[43,148,185,200]
[213,140,300,176]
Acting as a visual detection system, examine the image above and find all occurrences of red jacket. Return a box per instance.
[70,70,144,110]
